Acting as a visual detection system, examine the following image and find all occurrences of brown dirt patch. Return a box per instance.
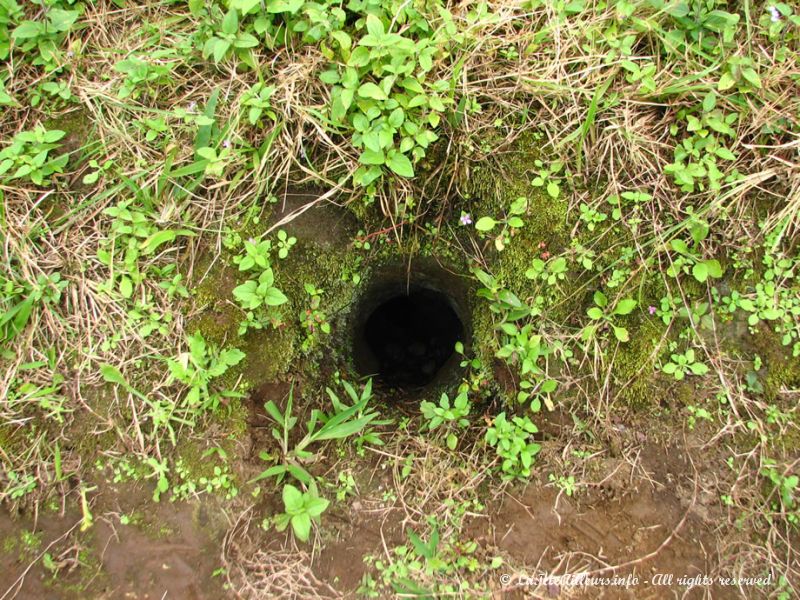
[0,482,226,600]
[470,440,739,599]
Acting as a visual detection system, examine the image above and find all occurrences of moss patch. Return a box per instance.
[609,316,669,411]
[187,197,366,394]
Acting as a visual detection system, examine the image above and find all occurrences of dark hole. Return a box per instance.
[364,289,463,388]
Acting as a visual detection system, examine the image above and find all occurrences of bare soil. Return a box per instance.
[1,482,226,600]
[1,403,754,600]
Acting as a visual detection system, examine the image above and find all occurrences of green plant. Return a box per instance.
[485,412,541,480]
[420,390,470,450]
[323,12,453,187]
[155,265,189,300]
[7,367,69,423]
[474,196,527,251]
[29,79,72,107]
[666,219,724,283]
[548,473,577,496]
[234,238,272,271]
[114,52,178,99]
[11,6,79,71]
[97,200,194,299]
[661,347,709,380]
[136,117,171,144]
[530,159,564,199]
[473,268,536,322]
[686,404,713,429]
[274,483,330,542]
[664,107,740,193]
[334,471,356,501]
[761,460,798,525]
[0,125,68,185]
[230,236,289,333]
[241,81,277,125]
[578,202,607,231]
[197,145,232,177]
[325,379,388,455]
[232,267,288,310]
[496,323,559,411]
[720,232,800,355]
[202,8,259,66]
[0,1,24,62]
[171,455,239,501]
[0,272,67,349]
[164,332,245,411]
[650,0,739,56]
[583,291,637,342]
[620,59,656,93]
[252,380,381,485]
[82,158,114,184]
[300,283,330,351]
[525,255,568,286]
[144,457,170,502]
[275,230,296,259]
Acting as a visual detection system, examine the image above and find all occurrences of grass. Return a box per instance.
[1,0,799,597]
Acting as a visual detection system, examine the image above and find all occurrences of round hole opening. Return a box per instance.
[363,288,464,388]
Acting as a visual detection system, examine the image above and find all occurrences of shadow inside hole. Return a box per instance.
[363,289,463,388]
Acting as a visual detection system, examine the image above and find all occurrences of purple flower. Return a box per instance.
[769,5,781,21]
[648,305,657,315]
[222,139,231,149]
[460,212,472,226]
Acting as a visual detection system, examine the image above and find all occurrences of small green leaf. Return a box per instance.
[718,72,736,91]
[386,152,414,178]
[119,276,133,299]
[99,364,128,387]
[221,9,239,35]
[475,217,497,232]
[593,290,608,308]
[291,512,312,541]
[692,262,709,283]
[283,484,303,511]
[613,299,637,316]
[613,326,629,342]
[357,82,388,101]
[263,287,288,306]
[365,14,384,37]
[587,306,604,320]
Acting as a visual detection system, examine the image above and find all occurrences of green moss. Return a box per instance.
[44,108,93,161]
[609,316,669,410]
[70,385,119,461]
[187,203,365,393]
[450,132,574,401]
[745,325,800,404]
[463,132,570,283]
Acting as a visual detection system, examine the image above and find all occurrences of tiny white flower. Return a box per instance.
[768,5,781,22]
[222,139,231,149]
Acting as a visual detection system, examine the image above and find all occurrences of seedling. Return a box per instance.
[274,483,329,542]
[661,348,709,380]
[485,412,541,480]
[420,390,470,450]
[583,291,637,342]
[0,125,68,185]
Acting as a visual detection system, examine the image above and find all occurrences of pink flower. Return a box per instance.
[460,212,472,226]
[648,305,657,315]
